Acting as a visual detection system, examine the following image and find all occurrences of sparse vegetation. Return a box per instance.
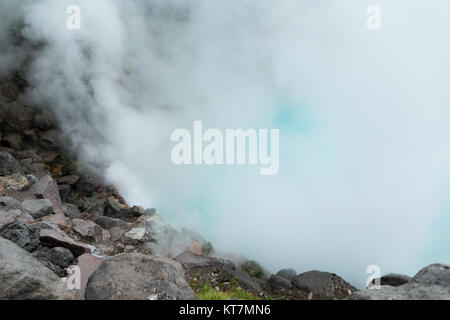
[196,281,261,300]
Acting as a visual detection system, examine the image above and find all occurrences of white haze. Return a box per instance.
[1,0,450,287]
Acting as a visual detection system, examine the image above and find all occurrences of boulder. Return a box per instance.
[85,202,105,221]
[33,110,56,130]
[0,220,40,252]
[21,199,53,218]
[38,130,59,150]
[56,175,80,186]
[293,270,357,300]
[266,274,293,291]
[0,196,20,207]
[72,219,103,242]
[62,203,81,219]
[0,174,29,191]
[94,216,129,231]
[37,222,91,257]
[30,175,64,216]
[276,268,297,282]
[58,184,71,202]
[109,227,125,241]
[372,273,412,287]
[0,151,23,176]
[37,246,74,277]
[2,134,23,151]
[0,237,75,300]
[3,101,34,133]
[85,253,196,300]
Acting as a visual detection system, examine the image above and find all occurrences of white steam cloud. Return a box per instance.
[1,0,450,286]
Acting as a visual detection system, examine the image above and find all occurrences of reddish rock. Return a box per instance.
[72,219,103,242]
[75,253,104,300]
[37,223,91,257]
[31,175,64,216]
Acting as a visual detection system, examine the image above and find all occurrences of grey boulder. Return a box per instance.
[0,237,75,299]
[22,199,53,218]
[85,253,196,300]
[293,270,356,300]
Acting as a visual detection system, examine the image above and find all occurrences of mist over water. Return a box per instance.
[1,0,450,286]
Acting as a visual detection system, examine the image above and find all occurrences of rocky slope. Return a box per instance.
[1,75,449,300]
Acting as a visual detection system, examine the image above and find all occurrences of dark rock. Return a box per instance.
[85,201,105,221]
[22,129,38,146]
[276,268,297,282]
[0,196,20,207]
[1,134,23,151]
[13,150,43,163]
[293,270,357,300]
[56,175,79,186]
[266,274,293,291]
[104,197,131,219]
[131,205,145,216]
[0,220,40,252]
[0,237,75,299]
[39,130,59,150]
[58,184,71,202]
[37,222,91,257]
[21,199,53,218]
[0,78,20,103]
[72,219,103,242]
[85,253,196,300]
[33,110,56,130]
[3,101,34,133]
[94,216,129,231]
[0,151,23,176]
[222,268,263,295]
[372,273,412,287]
[62,203,81,219]
[73,172,97,197]
[37,246,74,277]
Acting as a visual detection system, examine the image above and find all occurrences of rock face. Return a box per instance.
[293,270,357,300]
[85,253,196,300]
[0,220,40,252]
[0,237,75,300]
[347,264,450,300]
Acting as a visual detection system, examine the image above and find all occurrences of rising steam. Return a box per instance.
[1,0,450,286]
